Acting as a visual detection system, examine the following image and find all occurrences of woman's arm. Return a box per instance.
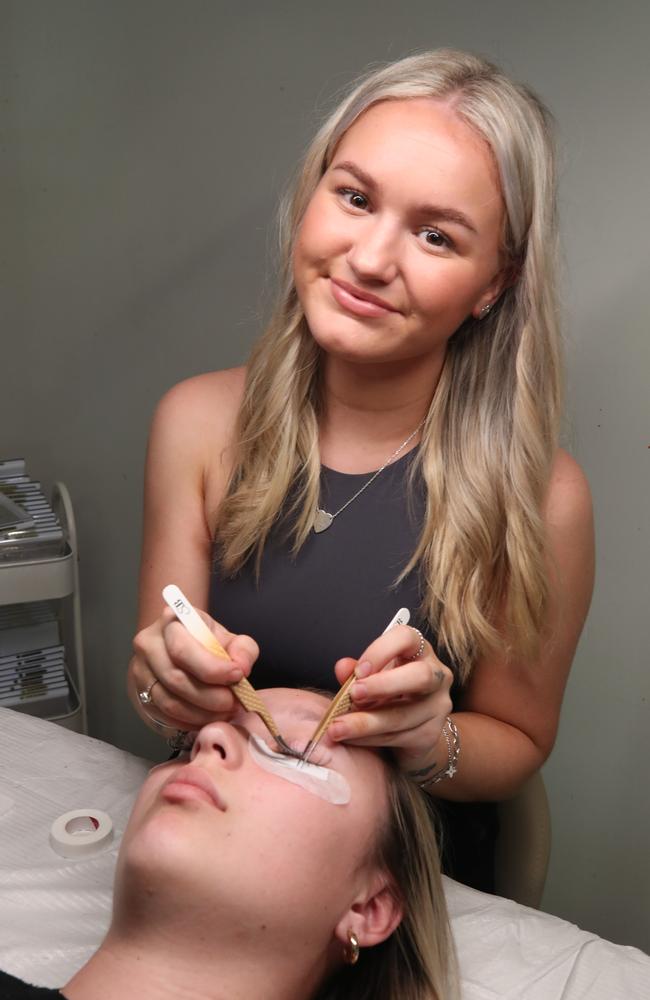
[137,376,222,625]
[127,369,258,732]
[330,450,595,801]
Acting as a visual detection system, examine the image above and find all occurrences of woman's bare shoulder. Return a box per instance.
[154,368,246,423]
[147,367,246,484]
[143,368,247,537]
[545,448,592,527]
[544,450,594,590]
[151,368,246,450]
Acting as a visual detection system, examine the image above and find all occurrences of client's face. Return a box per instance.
[115,689,391,952]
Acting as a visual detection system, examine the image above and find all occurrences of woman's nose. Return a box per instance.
[190,721,243,769]
[346,218,399,284]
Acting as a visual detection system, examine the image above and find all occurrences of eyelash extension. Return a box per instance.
[179,732,331,767]
[272,740,331,768]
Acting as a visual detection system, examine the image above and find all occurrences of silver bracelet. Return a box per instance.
[407,717,461,787]
[139,702,191,752]
[166,729,194,753]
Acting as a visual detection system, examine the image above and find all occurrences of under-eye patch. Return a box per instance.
[248,734,351,805]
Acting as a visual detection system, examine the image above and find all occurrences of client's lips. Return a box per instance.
[162,765,226,811]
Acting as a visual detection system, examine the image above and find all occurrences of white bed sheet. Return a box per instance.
[1,707,648,998]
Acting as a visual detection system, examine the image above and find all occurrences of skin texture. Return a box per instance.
[128,97,594,802]
[293,98,506,369]
[64,690,402,1000]
[119,689,394,934]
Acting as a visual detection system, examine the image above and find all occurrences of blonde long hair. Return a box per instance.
[318,760,459,1000]
[217,49,561,677]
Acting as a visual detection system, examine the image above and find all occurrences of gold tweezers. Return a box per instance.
[300,607,410,764]
[162,585,302,758]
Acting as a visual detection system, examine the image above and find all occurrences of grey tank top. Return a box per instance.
[209,452,498,894]
[209,448,451,691]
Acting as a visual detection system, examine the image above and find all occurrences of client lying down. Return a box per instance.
[0,688,458,1000]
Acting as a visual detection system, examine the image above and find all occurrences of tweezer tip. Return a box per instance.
[298,741,314,767]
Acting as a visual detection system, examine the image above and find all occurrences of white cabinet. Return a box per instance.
[0,482,87,733]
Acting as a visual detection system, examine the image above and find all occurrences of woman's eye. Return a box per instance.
[338,187,369,211]
[420,228,452,251]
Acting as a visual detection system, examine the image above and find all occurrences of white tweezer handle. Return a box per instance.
[380,607,410,666]
[162,584,231,660]
[299,606,412,763]
[383,607,410,633]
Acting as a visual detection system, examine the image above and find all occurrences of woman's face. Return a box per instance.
[293,97,506,367]
[115,689,391,949]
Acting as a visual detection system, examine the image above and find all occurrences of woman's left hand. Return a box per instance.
[330,625,454,772]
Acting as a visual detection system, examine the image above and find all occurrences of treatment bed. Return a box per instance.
[0,707,648,999]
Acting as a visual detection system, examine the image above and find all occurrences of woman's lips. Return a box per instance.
[161,765,227,811]
[329,278,399,318]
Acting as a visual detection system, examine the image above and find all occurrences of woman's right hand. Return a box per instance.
[129,607,259,731]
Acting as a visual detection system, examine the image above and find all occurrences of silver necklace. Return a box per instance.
[313,420,425,533]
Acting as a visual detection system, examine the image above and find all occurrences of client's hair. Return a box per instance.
[317,756,458,1000]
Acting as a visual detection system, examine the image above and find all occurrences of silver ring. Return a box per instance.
[408,626,426,661]
[138,678,160,706]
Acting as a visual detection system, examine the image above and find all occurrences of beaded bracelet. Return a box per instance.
[407,717,461,788]
[139,701,192,752]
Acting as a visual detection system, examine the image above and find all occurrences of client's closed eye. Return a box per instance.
[273,739,332,769]
[249,734,352,805]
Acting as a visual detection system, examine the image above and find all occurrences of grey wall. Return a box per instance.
[3,0,649,953]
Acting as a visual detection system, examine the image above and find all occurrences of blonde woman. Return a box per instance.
[1,689,458,1000]
[128,50,594,891]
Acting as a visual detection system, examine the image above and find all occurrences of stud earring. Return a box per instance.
[479,302,492,319]
[343,928,360,965]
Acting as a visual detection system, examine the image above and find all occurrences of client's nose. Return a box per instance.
[190,721,242,769]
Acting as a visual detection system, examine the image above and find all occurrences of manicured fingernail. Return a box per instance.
[355,660,372,679]
[230,669,243,682]
[352,682,367,701]
[329,722,346,741]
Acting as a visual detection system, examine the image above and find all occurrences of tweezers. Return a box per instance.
[162,585,303,759]
[300,607,410,765]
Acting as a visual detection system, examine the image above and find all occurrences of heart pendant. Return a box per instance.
[314,508,334,533]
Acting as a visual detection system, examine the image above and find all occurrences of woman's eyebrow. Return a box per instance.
[330,159,478,234]
[331,159,378,192]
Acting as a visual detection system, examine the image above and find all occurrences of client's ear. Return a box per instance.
[334,874,403,950]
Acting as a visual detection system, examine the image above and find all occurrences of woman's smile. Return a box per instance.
[329,276,400,317]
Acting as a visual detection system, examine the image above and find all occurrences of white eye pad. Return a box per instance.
[248,734,351,806]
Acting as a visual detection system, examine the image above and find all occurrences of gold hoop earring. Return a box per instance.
[343,928,360,965]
